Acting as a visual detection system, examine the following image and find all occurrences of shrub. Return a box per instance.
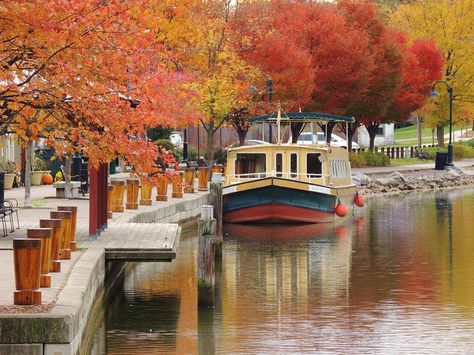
[453,143,474,159]
[421,143,474,160]
[349,152,366,168]
[0,159,17,174]
[187,148,198,162]
[32,157,48,171]
[362,151,390,167]
[154,139,174,152]
[421,147,442,160]
[349,151,390,167]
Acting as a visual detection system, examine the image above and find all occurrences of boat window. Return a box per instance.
[235,153,266,177]
[306,153,322,177]
[330,159,349,178]
[275,153,283,177]
[290,153,298,178]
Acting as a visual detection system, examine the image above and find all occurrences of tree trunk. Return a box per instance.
[24,140,33,208]
[366,123,379,151]
[64,157,72,198]
[237,129,247,146]
[437,125,445,147]
[417,116,422,149]
[206,128,215,160]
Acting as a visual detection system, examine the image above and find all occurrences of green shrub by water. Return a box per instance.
[421,142,474,160]
[349,151,390,167]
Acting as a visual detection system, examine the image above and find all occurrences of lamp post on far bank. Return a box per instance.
[431,80,454,166]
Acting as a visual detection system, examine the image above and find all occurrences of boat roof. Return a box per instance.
[249,111,355,124]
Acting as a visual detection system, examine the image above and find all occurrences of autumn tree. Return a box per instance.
[0,0,195,203]
[391,0,474,146]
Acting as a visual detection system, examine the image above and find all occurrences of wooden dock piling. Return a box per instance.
[198,205,216,308]
[27,228,53,288]
[57,206,78,251]
[39,219,62,272]
[209,182,223,257]
[13,238,42,305]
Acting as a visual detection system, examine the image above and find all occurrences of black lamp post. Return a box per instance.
[431,80,454,166]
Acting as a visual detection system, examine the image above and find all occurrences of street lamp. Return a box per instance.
[430,80,454,166]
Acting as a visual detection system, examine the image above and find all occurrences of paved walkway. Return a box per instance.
[0,181,207,307]
[353,158,474,175]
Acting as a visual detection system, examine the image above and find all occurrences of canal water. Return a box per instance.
[90,188,474,354]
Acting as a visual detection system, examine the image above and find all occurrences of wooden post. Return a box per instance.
[39,219,62,273]
[101,163,108,229]
[107,185,113,219]
[110,180,125,212]
[209,183,223,257]
[27,228,52,288]
[184,168,195,193]
[198,209,216,308]
[396,147,400,159]
[57,206,77,251]
[50,210,72,260]
[212,165,222,174]
[89,165,98,236]
[126,178,139,209]
[198,167,209,191]
[171,173,183,198]
[410,146,414,158]
[156,174,168,201]
[140,178,152,205]
[13,238,42,305]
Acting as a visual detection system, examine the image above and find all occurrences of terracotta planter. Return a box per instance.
[4,173,15,190]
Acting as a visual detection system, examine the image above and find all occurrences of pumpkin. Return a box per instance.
[42,173,53,185]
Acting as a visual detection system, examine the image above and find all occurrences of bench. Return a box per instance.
[53,181,82,198]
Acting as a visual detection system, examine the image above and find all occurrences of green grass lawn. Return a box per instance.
[394,125,434,141]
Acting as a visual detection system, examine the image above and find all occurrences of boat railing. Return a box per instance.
[226,171,324,185]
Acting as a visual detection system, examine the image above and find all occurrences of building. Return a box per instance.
[357,123,395,147]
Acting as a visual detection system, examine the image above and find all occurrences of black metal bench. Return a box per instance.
[0,198,18,237]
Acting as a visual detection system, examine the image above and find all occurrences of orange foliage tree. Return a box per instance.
[0,0,195,176]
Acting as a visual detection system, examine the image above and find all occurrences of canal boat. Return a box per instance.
[223,109,360,223]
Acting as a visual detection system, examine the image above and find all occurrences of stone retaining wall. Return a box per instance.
[0,248,105,355]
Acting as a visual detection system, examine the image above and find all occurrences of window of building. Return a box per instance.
[376,126,385,136]
[306,153,322,177]
[290,153,298,178]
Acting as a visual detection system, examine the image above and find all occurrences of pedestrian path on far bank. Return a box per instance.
[353,158,474,176]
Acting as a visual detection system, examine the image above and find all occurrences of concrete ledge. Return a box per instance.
[0,344,43,355]
[129,194,208,224]
[0,248,105,352]
[52,182,81,198]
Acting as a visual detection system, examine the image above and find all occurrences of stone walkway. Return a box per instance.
[0,181,207,307]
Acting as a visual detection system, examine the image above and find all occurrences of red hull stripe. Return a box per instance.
[223,203,334,223]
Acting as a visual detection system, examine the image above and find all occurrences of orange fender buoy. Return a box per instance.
[354,193,365,207]
[335,202,348,217]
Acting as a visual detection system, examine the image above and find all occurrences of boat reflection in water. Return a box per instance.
[223,222,350,242]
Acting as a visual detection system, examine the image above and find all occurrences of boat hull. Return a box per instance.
[223,178,356,223]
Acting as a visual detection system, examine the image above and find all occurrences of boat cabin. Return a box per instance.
[226,143,352,187]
